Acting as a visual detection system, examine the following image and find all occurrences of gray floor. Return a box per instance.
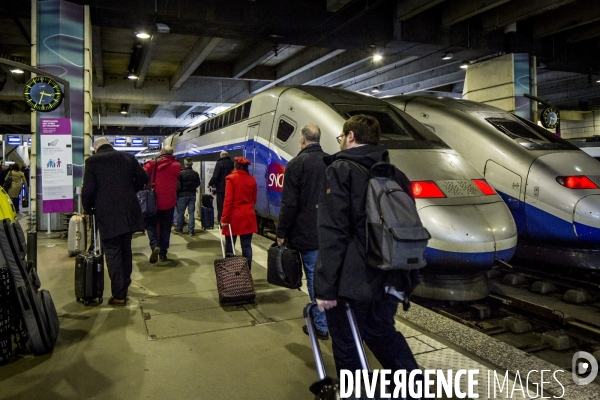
[0,221,348,400]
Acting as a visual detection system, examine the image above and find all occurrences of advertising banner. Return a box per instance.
[40,118,73,213]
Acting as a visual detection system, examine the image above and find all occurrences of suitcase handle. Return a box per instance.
[303,300,370,380]
[218,224,235,258]
[91,213,101,254]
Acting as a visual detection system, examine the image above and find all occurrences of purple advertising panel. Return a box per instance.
[40,118,74,213]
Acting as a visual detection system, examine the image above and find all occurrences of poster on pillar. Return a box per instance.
[513,53,534,121]
[40,118,74,213]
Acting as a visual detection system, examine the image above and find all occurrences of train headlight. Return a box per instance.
[556,176,599,189]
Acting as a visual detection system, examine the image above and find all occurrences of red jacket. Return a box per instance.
[144,155,181,210]
[221,169,258,236]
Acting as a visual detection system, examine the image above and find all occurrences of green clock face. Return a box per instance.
[23,76,64,112]
[541,107,559,129]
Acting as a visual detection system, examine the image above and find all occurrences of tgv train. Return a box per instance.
[163,87,517,287]
[386,95,600,269]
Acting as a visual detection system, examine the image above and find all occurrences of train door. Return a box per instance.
[244,123,260,176]
[484,160,526,235]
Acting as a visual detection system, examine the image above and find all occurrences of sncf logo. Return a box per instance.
[267,162,285,192]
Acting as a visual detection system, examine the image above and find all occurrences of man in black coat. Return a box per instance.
[175,157,201,236]
[208,151,234,221]
[315,115,421,392]
[276,124,329,340]
[82,137,148,306]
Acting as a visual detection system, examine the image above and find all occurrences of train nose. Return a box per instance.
[419,202,517,271]
[574,195,600,245]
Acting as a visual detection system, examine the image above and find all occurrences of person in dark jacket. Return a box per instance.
[175,157,201,236]
[276,124,329,340]
[82,137,148,306]
[143,146,181,263]
[314,115,421,391]
[208,151,234,221]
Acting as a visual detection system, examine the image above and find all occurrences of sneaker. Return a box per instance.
[173,230,182,235]
[149,247,160,264]
[302,324,329,340]
[188,232,195,237]
[159,254,168,262]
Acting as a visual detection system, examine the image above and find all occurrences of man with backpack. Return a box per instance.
[174,157,201,236]
[314,114,422,393]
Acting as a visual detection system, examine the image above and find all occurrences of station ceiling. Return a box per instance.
[1,0,600,135]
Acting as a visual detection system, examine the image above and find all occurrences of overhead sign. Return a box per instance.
[27,137,32,146]
[148,137,160,147]
[114,137,127,147]
[7,135,21,146]
[132,137,144,146]
[40,118,74,213]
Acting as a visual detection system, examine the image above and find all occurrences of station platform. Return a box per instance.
[0,215,598,399]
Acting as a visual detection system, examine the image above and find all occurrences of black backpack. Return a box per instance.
[2,173,12,191]
[346,160,430,270]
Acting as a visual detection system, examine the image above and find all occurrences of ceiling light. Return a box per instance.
[373,54,383,62]
[442,53,453,60]
[372,86,380,93]
[128,69,138,79]
[120,105,128,115]
[597,79,600,83]
[10,68,24,74]
[460,61,469,69]
[136,32,150,39]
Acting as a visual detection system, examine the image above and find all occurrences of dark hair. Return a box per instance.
[10,164,20,172]
[184,157,193,166]
[234,162,249,172]
[342,114,381,145]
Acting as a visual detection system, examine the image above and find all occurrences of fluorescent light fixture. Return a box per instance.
[10,68,24,74]
[120,110,127,115]
[120,105,128,115]
[460,61,469,69]
[372,54,383,61]
[442,53,453,60]
[597,79,600,83]
[136,32,150,39]
[128,71,138,79]
[372,86,380,93]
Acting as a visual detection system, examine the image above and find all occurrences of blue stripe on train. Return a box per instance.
[496,190,600,245]
[424,246,516,271]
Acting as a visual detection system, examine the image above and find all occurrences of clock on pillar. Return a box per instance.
[23,76,64,112]
[540,107,559,129]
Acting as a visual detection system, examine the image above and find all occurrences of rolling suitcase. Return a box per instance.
[68,194,87,257]
[201,194,214,208]
[305,301,381,400]
[201,206,214,230]
[0,219,59,355]
[0,266,12,364]
[75,215,104,306]
[214,224,255,305]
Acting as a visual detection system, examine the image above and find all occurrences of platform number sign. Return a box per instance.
[23,76,64,112]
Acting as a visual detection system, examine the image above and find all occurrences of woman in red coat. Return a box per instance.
[221,157,258,269]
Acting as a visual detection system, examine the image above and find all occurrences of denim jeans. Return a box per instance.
[145,207,175,257]
[301,250,328,333]
[325,295,422,398]
[224,233,253,270]
[176,195,196,233]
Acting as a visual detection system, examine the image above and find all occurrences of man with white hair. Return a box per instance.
[208,150,234,221]
[82,137,148,306]
[143,146,181,263]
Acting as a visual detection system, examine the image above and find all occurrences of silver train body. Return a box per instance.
[387,95,600,269]
[163,87,517,273]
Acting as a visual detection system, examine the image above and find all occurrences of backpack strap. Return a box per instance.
[336,159,369,177]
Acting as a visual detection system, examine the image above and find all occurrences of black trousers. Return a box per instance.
[102,232,134,300]
[216,192,225,222]
[325,295,422,399]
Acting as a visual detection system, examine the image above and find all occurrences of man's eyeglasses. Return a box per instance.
[336,133,346,144]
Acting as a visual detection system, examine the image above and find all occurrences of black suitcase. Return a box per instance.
[201,206,214,230]
[0,219,59,355]
[267,243,303,289]
[305,301,382,400]
[201,194,214,208]
[75,215,104,306]
[214,225,255,305]
[0,266,12,364]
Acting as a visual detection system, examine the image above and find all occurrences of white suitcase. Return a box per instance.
[67,214,87,257]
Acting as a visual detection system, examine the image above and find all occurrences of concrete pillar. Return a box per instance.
[462,53,537,121]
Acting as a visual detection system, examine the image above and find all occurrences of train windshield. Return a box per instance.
[333,104,449,149]
[486,116,578,150]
